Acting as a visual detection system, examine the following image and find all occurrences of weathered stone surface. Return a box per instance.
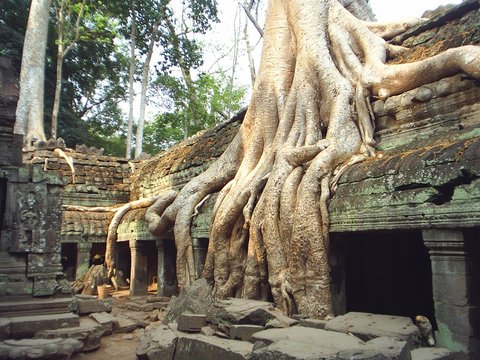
[251,326,364,347]
[77,298,112,315]
[126,302,154,312]
[0,338,83,360]
[298,318,327,329]
[0,318,11,340]
[362,337,411,360]
[146,295,170,303]
[230,325,264,341]
[325,312,421,347]
[177,313,206,332]
[8,313,80,339]
[136,324,177,360]
[410,347,454,360]
[0,297,75,317]
[208,298,284,326]
[250,327,367,360]
[174,333,253,360]
[163,279,214,324]
[201,326,216,336]
[89,311,118,335]
[113,316,138,333]
[34,319,104,352]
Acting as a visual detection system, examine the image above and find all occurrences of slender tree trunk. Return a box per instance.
[125,2,136,160]
[51,2,65,140]
[51,0,84,139]
[14,0,52,144]
[135,22,159,159]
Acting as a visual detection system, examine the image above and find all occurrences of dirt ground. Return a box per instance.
[71,332,140,360]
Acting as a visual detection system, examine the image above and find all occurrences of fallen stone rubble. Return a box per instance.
[0,293,169,359]
[135,280,458,360]
[0,288,462,360]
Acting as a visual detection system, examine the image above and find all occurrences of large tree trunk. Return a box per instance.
[144,0,480,319]
[14,0,52,144]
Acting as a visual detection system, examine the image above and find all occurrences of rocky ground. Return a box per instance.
[0,281,464,359]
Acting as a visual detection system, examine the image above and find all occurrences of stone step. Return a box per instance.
[5,312,80,339]
[0,296,75,317]
[34,317,105,352]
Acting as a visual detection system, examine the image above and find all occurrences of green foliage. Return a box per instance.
[0,0,30,62]
[143,71,246,154]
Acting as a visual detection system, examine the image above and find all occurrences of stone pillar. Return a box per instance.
[156,240,166,297]
[192,238,207,279]
[129,240,148,296]
[423,229,480,359]
[76,242,92,280]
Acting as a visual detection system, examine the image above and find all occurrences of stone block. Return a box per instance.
[177,313,206,332]
[9,313,80,339]
[77,298,112,315]
[325,312,421,347]
[113,316,138,334]
[230,325,264,341]
[136,325,177,360]
[89,311,118,336]
[432,273,480,306]
[0,338,83,359]
[163,279,214,325]
[201,326,216,336]
[362,337,411,360]
[146,295,170,303]
[434,302,480,337]
[34,320,104,352]
[174,333,253,360]
[208,298,276,326]
[411,348,454,360]
[152,302,170,310]
[298,318,327,329]
[251,326,364,349]
[126,302,154,312]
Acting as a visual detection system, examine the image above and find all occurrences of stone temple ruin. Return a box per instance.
[0,2,479,359]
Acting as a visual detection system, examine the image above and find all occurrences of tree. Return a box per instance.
[51,0,116,139]
[143,71,246,153]
[138,0,480,320]
[14,0,52,144]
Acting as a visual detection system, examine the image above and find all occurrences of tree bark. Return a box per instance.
[144,0,480,319]
[126,1,136,160]
[14,0,52,144]
[135,22,159,159]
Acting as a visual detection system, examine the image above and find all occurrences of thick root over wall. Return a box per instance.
[138,0,480,319]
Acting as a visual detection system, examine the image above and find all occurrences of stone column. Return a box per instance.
[156,240,166,297]
[76,242,92,280]
[423,229,480,359]
[192,238,207,279]
[129,240,148,296]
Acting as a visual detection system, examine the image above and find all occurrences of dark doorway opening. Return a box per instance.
[335,231,436,325]
[117,241,131,286]
[90,243,106,266]
[146,241,158,291]
[61,243,77,281]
